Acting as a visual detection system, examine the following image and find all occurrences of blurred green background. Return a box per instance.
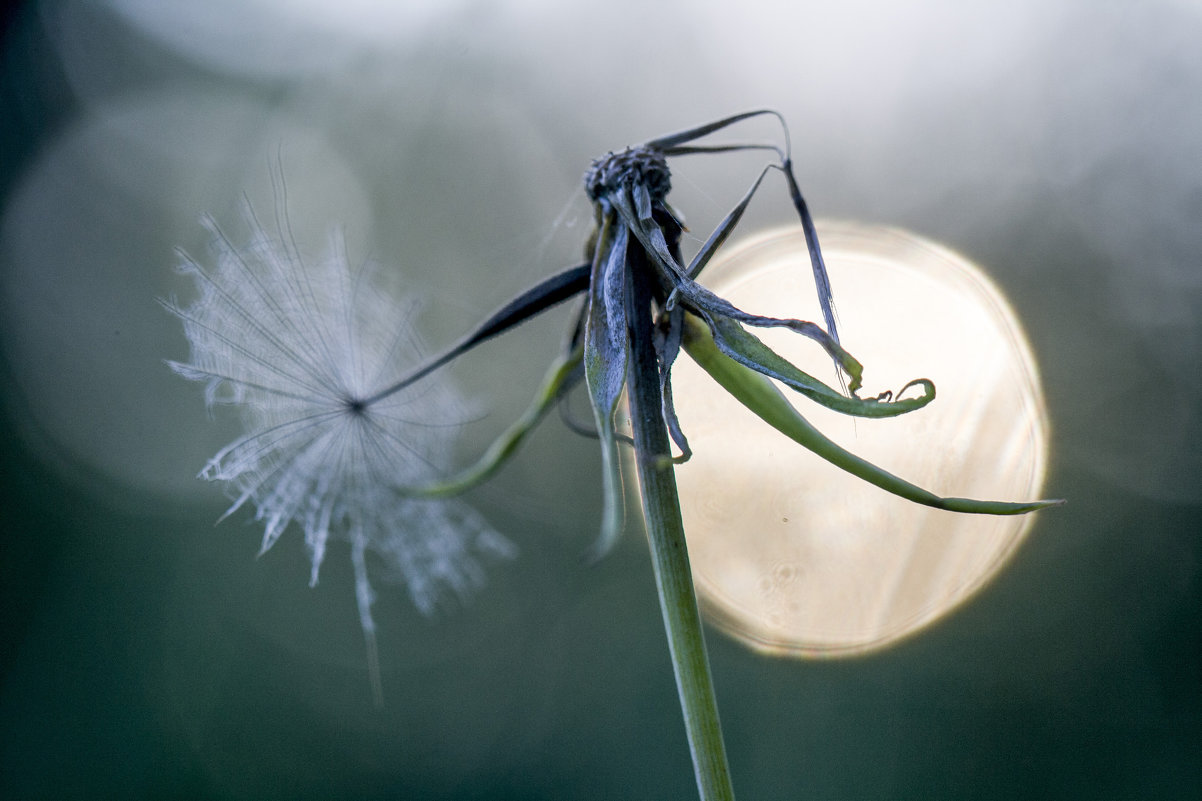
[2,1,1199,798]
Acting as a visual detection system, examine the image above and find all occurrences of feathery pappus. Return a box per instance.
[164,196,514,700]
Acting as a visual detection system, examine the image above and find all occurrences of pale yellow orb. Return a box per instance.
[671,222,1052,657]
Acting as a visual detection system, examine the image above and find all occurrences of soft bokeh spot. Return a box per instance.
[673,223,1051,656]
[0,91,370,498]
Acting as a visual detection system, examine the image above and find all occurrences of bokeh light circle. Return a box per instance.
[672,222,1052,657]
[0,91,371,500]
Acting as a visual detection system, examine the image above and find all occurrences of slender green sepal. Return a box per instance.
[646,108,785,152]
[364,263,589,406]
[780,158,839,344]
[656,304,692,463]
[694,313,934,417]
[401,346,583,498]
[683,316,1064,514]
[686,164,774,279]
[582,214,631,561]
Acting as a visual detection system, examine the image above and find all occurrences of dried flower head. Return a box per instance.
[164,198,514,698]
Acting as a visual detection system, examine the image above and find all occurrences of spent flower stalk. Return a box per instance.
[169,110,1062,797]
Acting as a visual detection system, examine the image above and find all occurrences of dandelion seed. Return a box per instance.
[164,195,514,701]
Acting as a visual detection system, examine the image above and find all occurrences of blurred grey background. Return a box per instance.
[1,1,1199,798]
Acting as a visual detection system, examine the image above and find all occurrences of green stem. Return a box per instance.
[625,250,735,801]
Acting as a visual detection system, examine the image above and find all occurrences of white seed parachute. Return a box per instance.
[164,197,514,701]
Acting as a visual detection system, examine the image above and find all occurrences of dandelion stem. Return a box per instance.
[625,246,735,801]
